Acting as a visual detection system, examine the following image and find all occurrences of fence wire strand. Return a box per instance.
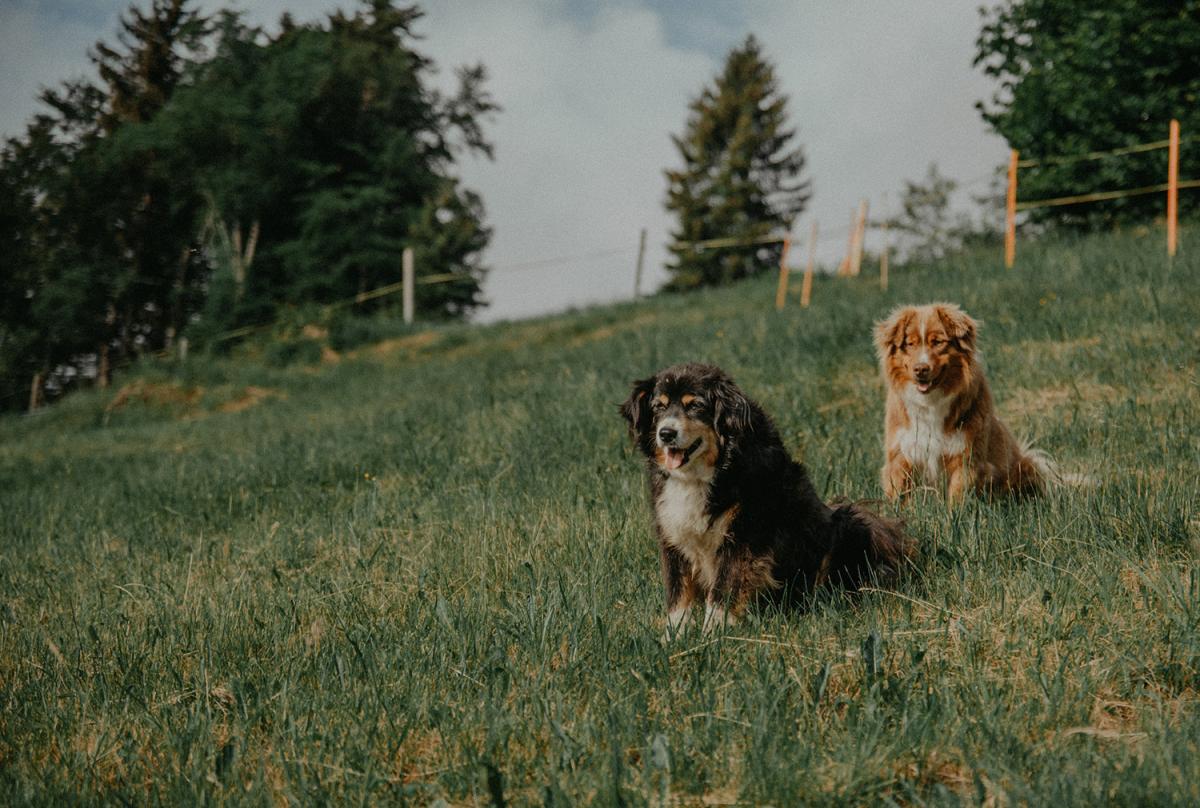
[1017,178,1200,211]
[1016,134,1199,169]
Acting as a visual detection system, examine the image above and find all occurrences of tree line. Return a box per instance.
[0,0,496,409]
[3,0,1196,411]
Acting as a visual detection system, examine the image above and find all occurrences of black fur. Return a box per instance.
[620,363,911,620]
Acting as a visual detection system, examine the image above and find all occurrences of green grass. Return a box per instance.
[1,227,1198,805]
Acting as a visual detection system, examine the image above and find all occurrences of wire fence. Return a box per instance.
[1016,179,1200,211]
[18,120,1196,411]
[113,117,1200,348]
[1015,134,1199,169]
[1005,118,1191,264]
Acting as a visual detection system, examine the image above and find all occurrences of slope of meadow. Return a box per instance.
[1,228,1198,805]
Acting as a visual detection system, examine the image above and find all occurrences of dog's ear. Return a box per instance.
[620,376,656,438]
[711,372,752,442]
[874,307,913,359]
[934,303,978,350]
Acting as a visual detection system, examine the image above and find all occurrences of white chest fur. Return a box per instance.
[893,386,966,482]
[656,475,732,591]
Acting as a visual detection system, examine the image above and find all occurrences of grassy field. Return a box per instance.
[1,228,1198,805]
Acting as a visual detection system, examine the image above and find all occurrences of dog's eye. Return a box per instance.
[651,399,666,411]
[686,399,705,412]
[931,337,945,347]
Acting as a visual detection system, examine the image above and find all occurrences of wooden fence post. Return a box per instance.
[774,236,792,311]
[1005,149,1019,268]
[801,220,817,308]
[850,199,868,276]
[1168,119,1179,258]
[634,228,647,297]
[402,246,414,325]
[880,219,889,292]
[839,208,856,275]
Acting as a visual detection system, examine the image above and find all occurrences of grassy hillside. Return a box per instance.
[1,228,1198,805]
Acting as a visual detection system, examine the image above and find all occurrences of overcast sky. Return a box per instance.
[1,0,1008,322]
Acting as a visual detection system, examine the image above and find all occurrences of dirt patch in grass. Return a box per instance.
[217,385,281,413]
[106,380,203,414]
[357,330,440,359]
[998,335,1103,363]
[394,728,446,784]
[893,749,974,799]
[103,380,282,419]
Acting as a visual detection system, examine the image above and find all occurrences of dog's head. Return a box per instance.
[874,303,978,397]
[620,363,751,478]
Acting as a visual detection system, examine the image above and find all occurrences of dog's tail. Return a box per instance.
[1017,439,1096,492]
[822,502,913,590]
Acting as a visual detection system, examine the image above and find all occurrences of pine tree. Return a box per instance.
[664,35,811,291]
[94,1,205,128]
[89,0,210,368]
[0,1,498,408]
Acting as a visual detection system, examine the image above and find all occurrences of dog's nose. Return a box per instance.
[658,426,678,444]
[913,363,931,378]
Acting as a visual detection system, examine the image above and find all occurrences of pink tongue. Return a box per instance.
[665,450,684,470]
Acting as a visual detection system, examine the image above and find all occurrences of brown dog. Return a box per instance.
[874,303,1051,502]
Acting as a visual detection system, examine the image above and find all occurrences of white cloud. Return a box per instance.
[753,1,1006,268]
[422,0,1008,319]
[0,3,113,133]
[419,1,714,320]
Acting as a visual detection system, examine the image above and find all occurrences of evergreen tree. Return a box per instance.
[0,83,112,408]
[975,0,1200,228]
[0,0,497,409]
[93,0,207,130]
[408,180,492,317]
[664,35,810,291]
[159,2,497,329]
[89,0,209,365]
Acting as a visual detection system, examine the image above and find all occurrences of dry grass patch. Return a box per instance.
[892,749,975,800]
[1001,381,1124,420]
[357,330,440,359]
[105,379,203,415]
[998,335,1102,363]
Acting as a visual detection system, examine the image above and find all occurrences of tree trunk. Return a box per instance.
[120,306,134,358]
[166,245,190,351]
[225,218,259,305]
[97,344,110,389]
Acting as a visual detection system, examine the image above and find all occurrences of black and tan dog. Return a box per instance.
[621,363,911,636]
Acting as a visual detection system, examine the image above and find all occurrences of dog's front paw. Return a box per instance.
[701,603,736,634]
[660,606,694,643]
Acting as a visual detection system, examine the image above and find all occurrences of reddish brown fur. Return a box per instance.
[874,303,1048,503]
